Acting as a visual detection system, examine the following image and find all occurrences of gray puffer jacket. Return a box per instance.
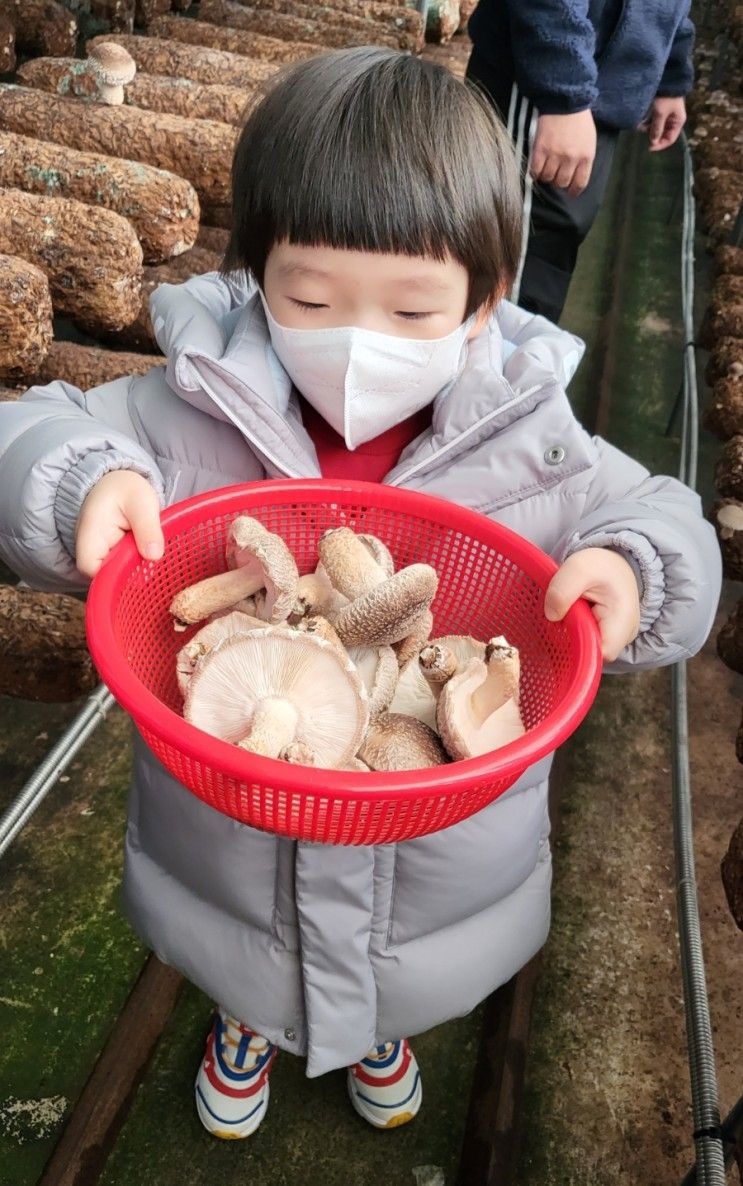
[0,276,721,1076]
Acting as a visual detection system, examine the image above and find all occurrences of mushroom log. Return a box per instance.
[0,85,237,208]
[0,127,199,265]
[0,585,97,702]
[86,34,282,88]
[0,188,142,332]
[147,15,320,63]
[0,255,53,381]
[26,341,162,389]
[198,0,408,50]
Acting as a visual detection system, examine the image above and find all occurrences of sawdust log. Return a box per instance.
[198,0,407,49]
[715,245,743,278]
[90,0,135,31]
[0,255,53,380]
[0,126,199,264]
[86,33,281,85]
[717,599,743,676]
[705,337,743,387]
[29,340,163,388]
[708,499,743,582]
[82,245,222,348]
[425,0,459,42]
[0,85,236,207]
[722,815,743,928]
[716,435,743,500]
[8,0,77,56]
[695,167,743,242]
[704,378,743,440]
[196,224,229,254]
[230,0,423,44]
[147,15,319,62]
[0,585,97,702]
[136,0,171,24]
[0,386,24,400]
[18,55,255,128]
[699,303,743,350]
[0,15,16,73]
[694,139,743,172]
[0,188,142,331]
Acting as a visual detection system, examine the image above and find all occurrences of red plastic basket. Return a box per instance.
[86,480,602,845]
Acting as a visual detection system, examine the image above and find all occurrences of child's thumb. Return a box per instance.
[125,485,164,561]
[544,564,585,622]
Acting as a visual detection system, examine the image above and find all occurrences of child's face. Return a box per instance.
[264,242,484,339]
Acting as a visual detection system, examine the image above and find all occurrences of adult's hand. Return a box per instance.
[639,97,687,151]
[530,110,597,197]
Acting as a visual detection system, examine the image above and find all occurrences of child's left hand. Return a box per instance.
[544,547,642,662]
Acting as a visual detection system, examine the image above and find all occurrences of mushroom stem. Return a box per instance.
[469,637,521,721]
[280,740,316,765]
[169,567,264,626]
[419,643,458,701]
[97,81,125,104]
[237,697,299,759]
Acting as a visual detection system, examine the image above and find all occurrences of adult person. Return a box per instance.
[467,0,694,323]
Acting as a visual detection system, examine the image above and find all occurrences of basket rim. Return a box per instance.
[86,479,603,799]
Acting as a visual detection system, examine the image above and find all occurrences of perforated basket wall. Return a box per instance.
[87,480,601,844]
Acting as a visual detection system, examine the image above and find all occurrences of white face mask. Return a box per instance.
[261,297,473,450]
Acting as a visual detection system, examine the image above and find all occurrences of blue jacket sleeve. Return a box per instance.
[657,11,695,98]
[505,0,598,115]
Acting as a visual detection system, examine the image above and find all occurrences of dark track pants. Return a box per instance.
[467,50,620,325]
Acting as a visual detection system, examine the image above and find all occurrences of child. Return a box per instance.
[0,48,720,1138]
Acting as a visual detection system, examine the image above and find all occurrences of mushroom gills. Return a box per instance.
[175,608,267,695]
[183,626,369,769]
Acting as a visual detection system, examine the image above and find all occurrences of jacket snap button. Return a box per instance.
[544,445,565,465]
[284,1027,296,1042]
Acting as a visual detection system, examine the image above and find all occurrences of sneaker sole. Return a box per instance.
[347,1075,422,1130]
[195,1081,270,1139]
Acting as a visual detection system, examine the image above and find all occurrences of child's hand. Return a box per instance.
[544,547,642,662]
[75,470,164,579]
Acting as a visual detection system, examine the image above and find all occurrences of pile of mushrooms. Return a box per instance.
[168,518,525,772]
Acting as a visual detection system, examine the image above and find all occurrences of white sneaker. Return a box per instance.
[195,1008,277,1139]
[347,1039,422,1129]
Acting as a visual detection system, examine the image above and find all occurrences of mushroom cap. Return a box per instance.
[87,42,137,85]
[175,609,266,696]
[226,516,299,623]
[346,644,399,716]
[331,563,438,648]
[184,625,369,769]
[358,712,448,771]
[389,634,486,729]
[358,533,395,577]
[318,527,389,601]
[436,654,525,761]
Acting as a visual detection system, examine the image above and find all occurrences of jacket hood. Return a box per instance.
[150,273,585,482]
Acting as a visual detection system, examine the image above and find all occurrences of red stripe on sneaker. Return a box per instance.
[352,1043,412,1088]
[203,1032,276,1100]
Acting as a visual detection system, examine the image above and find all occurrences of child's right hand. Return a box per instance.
[75,470,164,579]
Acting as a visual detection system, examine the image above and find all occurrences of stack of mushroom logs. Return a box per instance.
[170,519,525,773]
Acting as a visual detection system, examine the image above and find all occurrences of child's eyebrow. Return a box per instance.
[397,276,453,294]
[276,263,331,280]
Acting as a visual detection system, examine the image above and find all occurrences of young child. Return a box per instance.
[0,48,721,1138]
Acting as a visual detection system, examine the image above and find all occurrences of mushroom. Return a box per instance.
[169,516,298,628]
[389,634,487,730]
[87,42,137,105]
[295,613,346,652]
[290,565,348,622]
[318,527,391,601]
[436,636,525,760]
[358,533,395,577]
[226,517,299,623]
[418,642,458,700]
[175,608,267,696]
[346,644,399,717]
[184,625,369,767]
[331,563,438,648]
[393,609,434,670]
[358,712,448,771]
[279,740,316,765]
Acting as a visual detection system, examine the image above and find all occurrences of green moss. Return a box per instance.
[0,703,145,1185]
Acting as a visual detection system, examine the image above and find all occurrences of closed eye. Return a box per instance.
[396,311,433,320]
[290,298,328,310]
